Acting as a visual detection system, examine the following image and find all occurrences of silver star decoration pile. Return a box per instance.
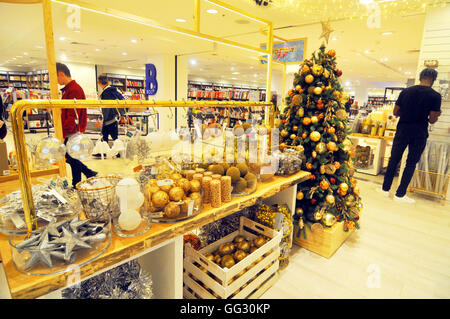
[16,216,108,271]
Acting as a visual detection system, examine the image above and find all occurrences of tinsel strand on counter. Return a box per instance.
[62,260,153,299]
[199,208,254,245]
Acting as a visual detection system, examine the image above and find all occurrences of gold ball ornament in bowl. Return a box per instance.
[164,202,181,218]
[152,190,170,208]
[310,131,321,142]
[169,186,185,202]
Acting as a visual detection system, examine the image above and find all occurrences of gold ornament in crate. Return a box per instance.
[322,212,336,227]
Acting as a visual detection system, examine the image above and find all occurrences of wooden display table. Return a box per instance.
[0,171,310,299]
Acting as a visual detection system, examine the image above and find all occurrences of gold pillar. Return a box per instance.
[42,0,66,177]
[265,23,274,127]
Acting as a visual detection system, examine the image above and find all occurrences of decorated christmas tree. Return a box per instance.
[278,44,362,232]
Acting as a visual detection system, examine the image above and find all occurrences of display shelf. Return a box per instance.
[0,171,310,299]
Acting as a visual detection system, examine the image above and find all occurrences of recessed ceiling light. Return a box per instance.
[36,45,43,49]
[74,30,81,33]
[381,31,393,36]
[381,57,389,62]
[59,36,66,41]
[364,50,370,54]
[231,77,238,80]
[254,74,258,77]
[95,48,100,51]
[232,72,240,75]
[23,52,28,55]
[16,56,22,58]
[332,36,338,41]
[11,58,16,60]
[249,66,254,69]
[176,18,186,23]
[206,9,218,14]
[131,39,137,43]
[122,52,127,55]
[190,59,197,65]
[61,54,67,61]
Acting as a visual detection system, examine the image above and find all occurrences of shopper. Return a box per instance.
[379,68,441,203]
[97,75,126,143]
[56,62,97,188]
[0,95,6,139]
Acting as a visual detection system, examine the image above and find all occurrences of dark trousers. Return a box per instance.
[382,126,427,197]
[101,121,118,143]
[64,138,95,187]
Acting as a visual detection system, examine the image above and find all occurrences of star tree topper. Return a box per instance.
[319,20,334,44]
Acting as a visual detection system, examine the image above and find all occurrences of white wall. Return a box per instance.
[64,62,97,99]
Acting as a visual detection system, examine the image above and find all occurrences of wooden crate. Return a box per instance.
[183,217,282,299]
[293,221,354,259]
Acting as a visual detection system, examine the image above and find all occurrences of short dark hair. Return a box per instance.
[419,68,438,82]
[56,62,71,77]
[98,75,109,85]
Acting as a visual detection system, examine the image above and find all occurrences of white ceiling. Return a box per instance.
[0,0,448,92]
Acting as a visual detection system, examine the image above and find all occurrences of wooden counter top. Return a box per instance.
[0,171,310,299]
[350,133,394,141]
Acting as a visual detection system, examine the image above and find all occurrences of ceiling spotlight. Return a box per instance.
[36,45,44,49]
[122,52,127,55]
[232,72,240,75]
[74,30,81,33]
[176,18,186,22]
[364,50,370,54]
[59,36,66,41]
[61,54,67,61]
[131,39,137,43]
[332,36,338,41]
[95,48,100,51]
[359,0,374,5]
[23,52,28,55]
[190,59,197,65]
[382,31,393,36]
[206,9,218,14]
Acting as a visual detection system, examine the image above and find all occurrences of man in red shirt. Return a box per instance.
[56,63,97,188]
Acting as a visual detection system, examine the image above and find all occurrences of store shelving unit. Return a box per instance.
[383,87,404,105]
[0,171,310,299]
[188,81,266,102]
[106,73,146,100]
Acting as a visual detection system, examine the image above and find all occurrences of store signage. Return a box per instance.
[424,60,439,68]
[66,6,81,31]
[260,38,306,64]
[145,63,158,95]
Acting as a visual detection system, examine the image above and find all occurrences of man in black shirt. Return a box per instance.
[379,68,441,203]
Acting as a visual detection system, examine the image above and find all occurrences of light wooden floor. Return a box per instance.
[261,178,450,299]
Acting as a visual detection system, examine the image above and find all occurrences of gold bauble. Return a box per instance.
[315,142,327,154]
[354,185,360,196]
[323,69,330,78]
[221,255,235,268]
[307,86,315,95]
[290,134,297,140]
[169,186,185,202]
[281,129,288,137]
[313,210,323,221]
[311,64,324,76]
[313,87,323,95]
[189,180,202,193]
[296,208,304,216]
[339,183,349,192]
[170,173,182,181]
[280,142,287,151]
[310,131,321,142]
[152,190,170,208]
[204,253,215,262]
[296,191,304,200]
[325,194,335,205]
[234,235,245,244]
[320,180,330,190]
[233,250,247,262]
[218,243,233,256]
[327,141,337,152]
[336,109,348,120]
[296,145,304,153]
[293,125,298,132]
[302,117,312,125]
[237,240,251,253]
[291,94,303,106]
[213,254,222,265]
[297,107,305,117]
[189,192,202,207]
[311,116,319,124]
[164,202,181,218]
[322,213,336,227]
[176,178,191,193]
[253,236,266,248]
[312,151,317,158]
[305,74,314,84]
[160,184,173,193]
[320,164,326,174]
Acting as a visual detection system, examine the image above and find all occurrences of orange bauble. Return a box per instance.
[305,74,314,84]
[288,89,295,97]
[328,49,336,57]
[318,113,324,120]
[310,131,321,142]
[311,116,319,124]
[320,180,330,190]
[302,117,311,125]
[295,85,303,93]
[313,87,323,95]
[333,91,341,99]
[302,132,308,139]
[327,127,336,134]
[334,161,341,169]
[302,64,310,74]
[280,142,287,150]
[305,162,313,170]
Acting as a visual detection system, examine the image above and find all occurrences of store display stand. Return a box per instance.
[348,134,389,176]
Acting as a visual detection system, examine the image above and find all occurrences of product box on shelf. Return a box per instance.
[293,221,355,259]
[183,217,282,299]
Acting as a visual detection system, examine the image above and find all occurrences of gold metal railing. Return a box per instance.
[9,99,274,234]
